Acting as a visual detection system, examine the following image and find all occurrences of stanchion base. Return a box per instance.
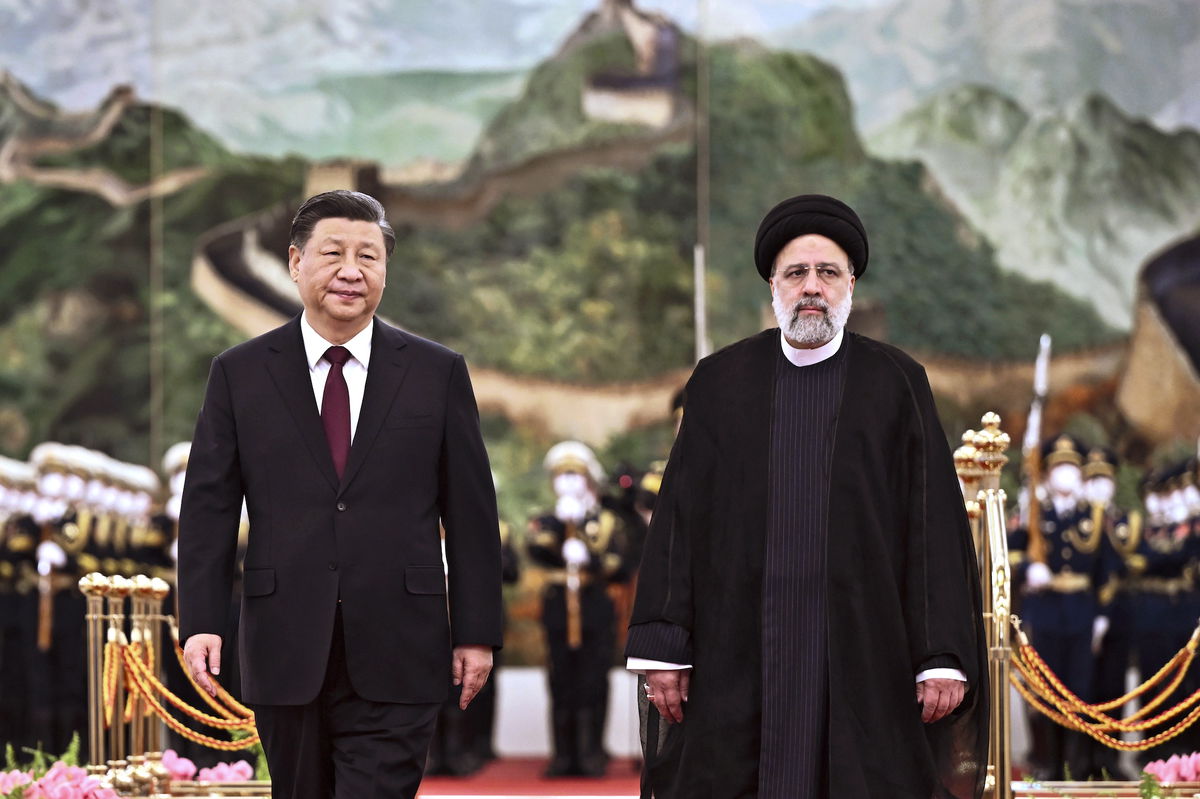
[168,780,271,797]
[1014,779,1200,797]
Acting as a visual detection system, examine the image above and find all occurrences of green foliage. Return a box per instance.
[378,153,697,382]
[1140,769,1165,798]
[229,728,269,781]
[58,734,79,768]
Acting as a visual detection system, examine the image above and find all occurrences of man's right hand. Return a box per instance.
[183,633,223,698]
[646,668,690,725]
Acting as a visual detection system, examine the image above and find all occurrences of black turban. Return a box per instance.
[753,194,869,280]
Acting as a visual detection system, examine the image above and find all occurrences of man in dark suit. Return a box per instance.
[177,190,503,798]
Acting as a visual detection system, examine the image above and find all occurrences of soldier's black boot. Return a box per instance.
[544,708,578,777]
[575,707,607,777]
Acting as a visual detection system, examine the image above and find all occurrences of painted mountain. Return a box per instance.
[771,0,1200,134]
[870,86,1200,327]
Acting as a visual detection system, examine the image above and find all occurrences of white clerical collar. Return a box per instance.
[300,312,374,370]
[779,327,844,368]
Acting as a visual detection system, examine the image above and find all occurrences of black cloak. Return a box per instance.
[628,329,988,798]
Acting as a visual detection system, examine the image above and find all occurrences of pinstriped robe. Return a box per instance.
[627,329,987,799]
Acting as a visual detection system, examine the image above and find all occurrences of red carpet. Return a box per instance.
[418,758,640,796]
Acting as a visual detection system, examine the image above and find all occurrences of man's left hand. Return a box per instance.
[453,645,493,710]
[915,677,966,724]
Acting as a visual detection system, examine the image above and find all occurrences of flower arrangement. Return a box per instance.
[159,749,253,783]
[2,735,259,798]
[0,763,116,799]
[1144,752,1200,784]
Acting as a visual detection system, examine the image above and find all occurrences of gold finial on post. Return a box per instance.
[973,413,1011,489]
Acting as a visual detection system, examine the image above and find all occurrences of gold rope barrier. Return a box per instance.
[79,572,261,795]
[1009,617,1200,750]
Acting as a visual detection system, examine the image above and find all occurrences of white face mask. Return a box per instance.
[1086,478,1115,506]
[1184,485,1200,514]
[1048,464,1082,498]
[553,472,590,501]
[1169,491,1189,524]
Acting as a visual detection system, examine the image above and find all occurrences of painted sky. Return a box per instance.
[0,0,884,109]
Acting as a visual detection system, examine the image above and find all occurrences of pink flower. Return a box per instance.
[161,748,196,780]
[0,769,33,794]
[1145,753,1184,783]
[197,760,252,782]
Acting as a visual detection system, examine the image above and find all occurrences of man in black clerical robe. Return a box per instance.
[625,194,988,799]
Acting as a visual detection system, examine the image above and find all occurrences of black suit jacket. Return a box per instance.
[178,316,502,705]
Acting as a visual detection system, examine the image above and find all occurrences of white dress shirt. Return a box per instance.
[299,313,373,442]
[628,329,966,684]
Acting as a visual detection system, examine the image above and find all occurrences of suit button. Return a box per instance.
[328,561,337,571]
[336,502,347,511]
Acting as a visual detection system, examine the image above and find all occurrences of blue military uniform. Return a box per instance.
[0,510,39,751]
[528,504,630,777]
[1133,463,1200,763]
[1010,435,1109,780]
[1087,447,1138,779]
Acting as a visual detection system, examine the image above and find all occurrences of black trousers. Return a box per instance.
[250,610,439,799]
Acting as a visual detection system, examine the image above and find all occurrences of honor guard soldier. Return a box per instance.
[528,441,630,777]
[1086,447,1139,779]
[1133,462,1200,763]
[1010,435,1109,780]
[0,456,40,751]
[26,443,92,755]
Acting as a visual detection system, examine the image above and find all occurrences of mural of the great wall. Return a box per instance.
[2,0,1198,525]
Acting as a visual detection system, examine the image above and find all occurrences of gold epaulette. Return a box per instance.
[57,520,87,554]
[1127,511,1142,553]
[584,511,617,554]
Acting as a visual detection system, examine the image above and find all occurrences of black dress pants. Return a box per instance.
[250,610,440,799]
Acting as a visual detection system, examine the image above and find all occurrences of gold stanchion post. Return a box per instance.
[146,576,172,796]
[975,413,1012,799]
[127,575,153,796]
[79,573,111,776]
[105,575,135,795]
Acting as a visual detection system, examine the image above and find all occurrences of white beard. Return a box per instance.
[771,288,853,347]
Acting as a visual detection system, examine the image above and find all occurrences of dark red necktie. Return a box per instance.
[321,346,352,480]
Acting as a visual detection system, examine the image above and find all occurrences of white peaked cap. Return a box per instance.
[162,441,191,476]
[543,440,605,484]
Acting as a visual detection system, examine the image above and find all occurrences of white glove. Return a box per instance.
[555,495,587,524]
[562,538,590,567]
[1091,615,1110,654]
[37,540,67,571]
[1026,561,1052,590]
[169,538,179,564]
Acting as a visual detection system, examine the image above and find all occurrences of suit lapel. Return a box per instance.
[338,318,412,495]
[265,316,340,492]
